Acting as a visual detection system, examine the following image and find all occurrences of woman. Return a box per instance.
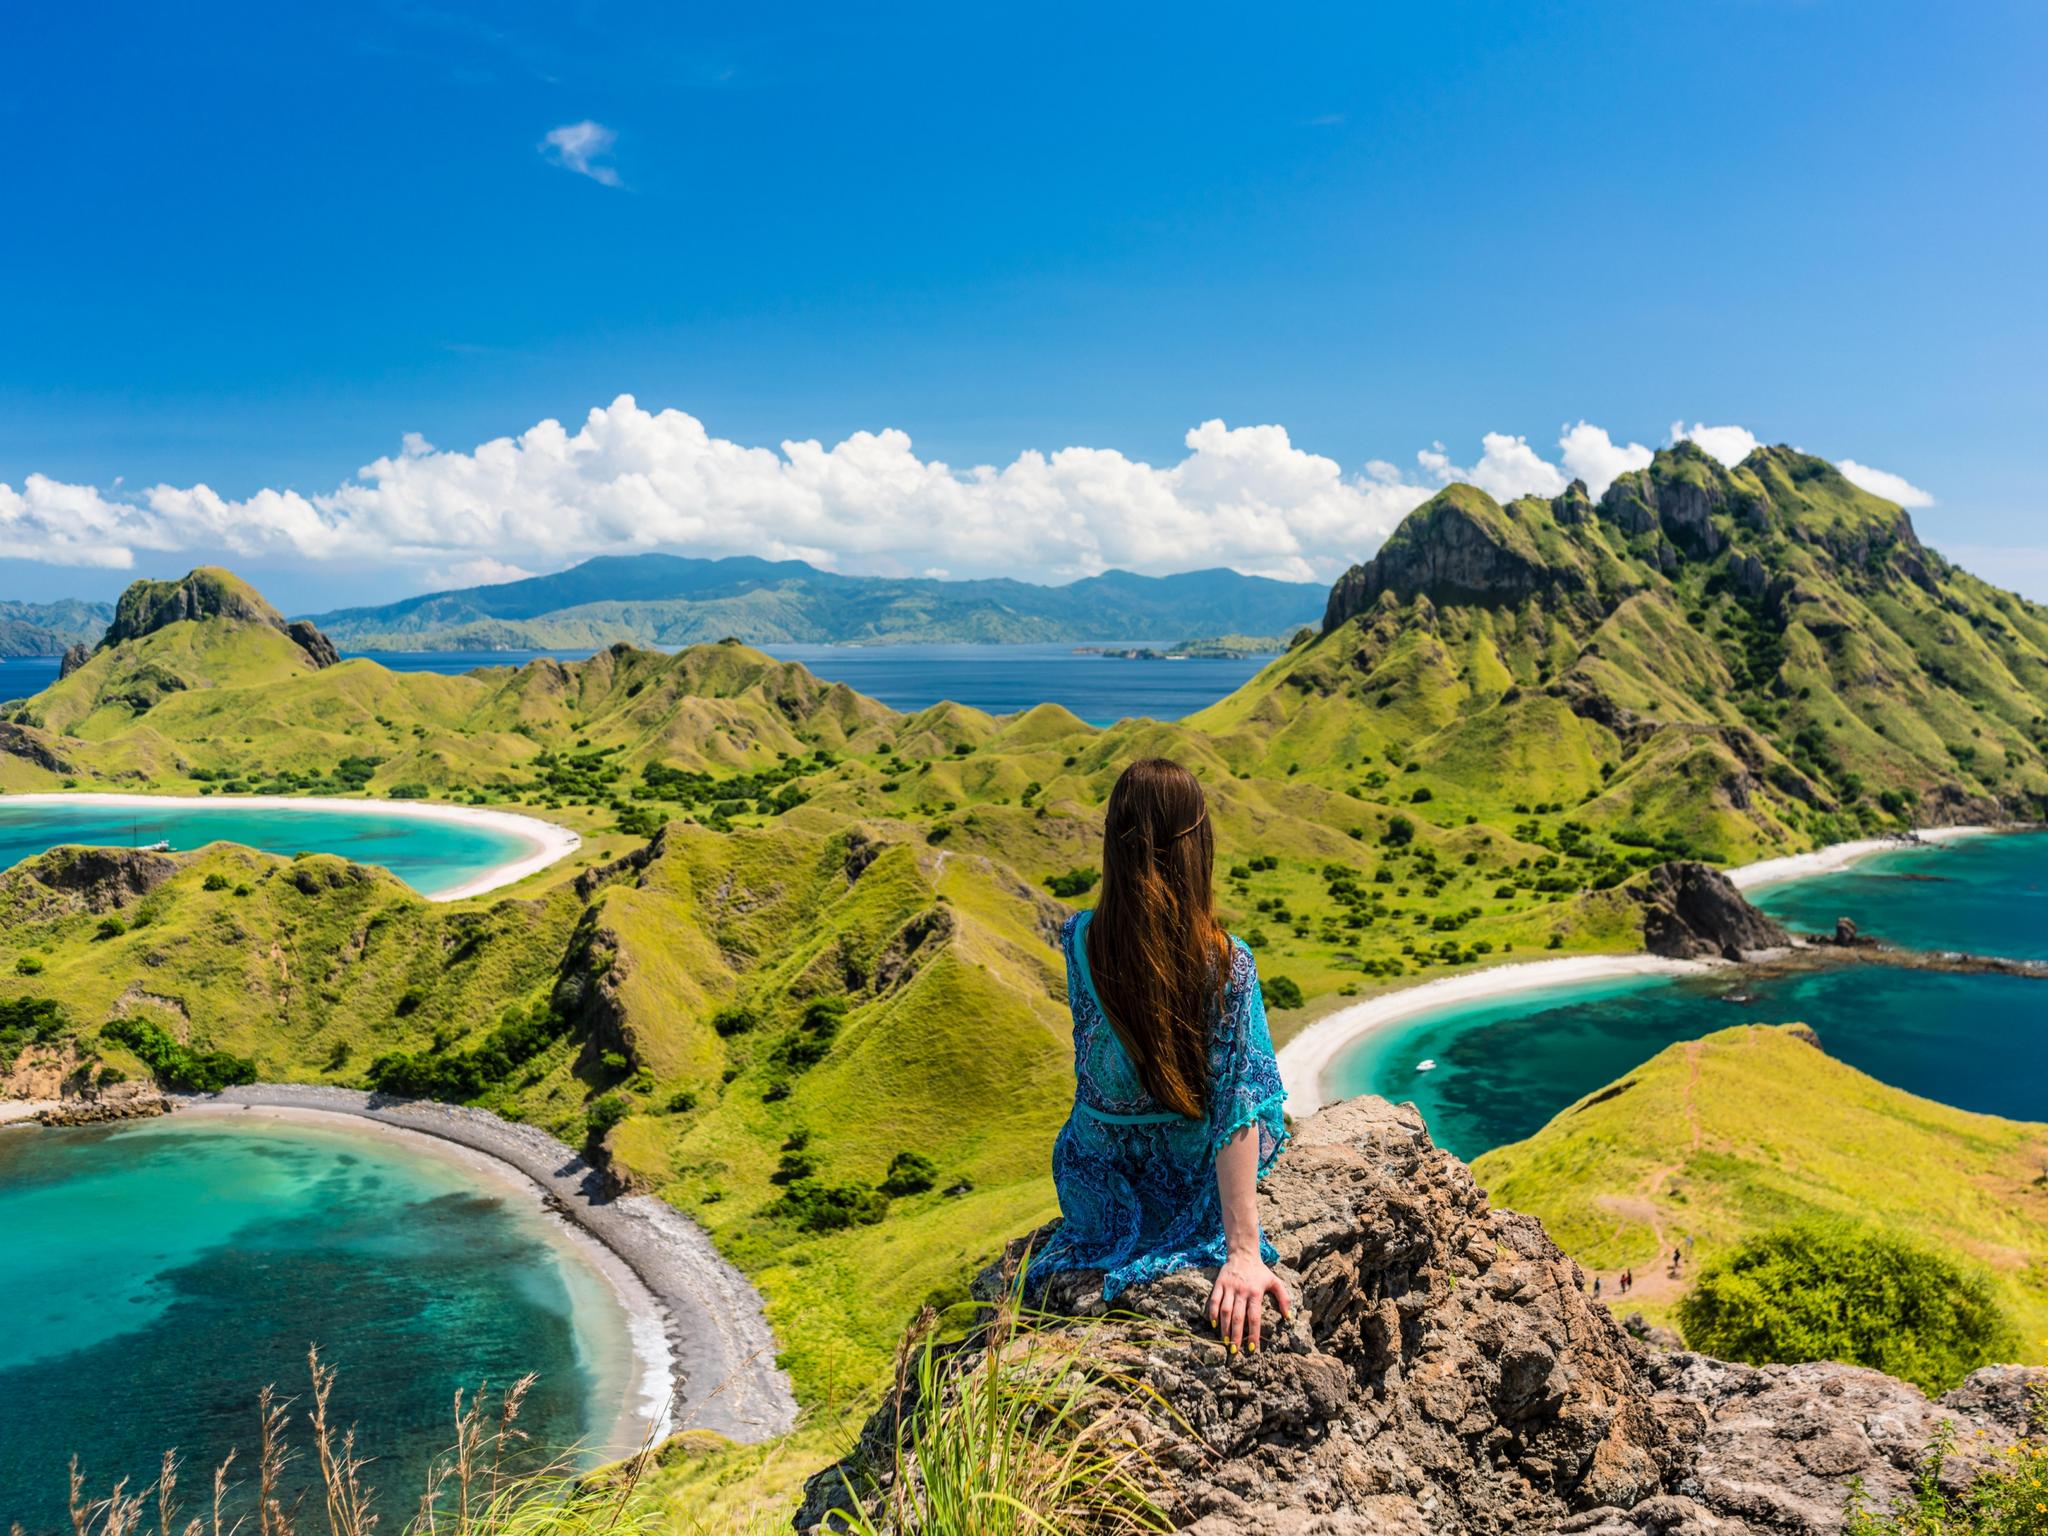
[1034,758,1291,1354]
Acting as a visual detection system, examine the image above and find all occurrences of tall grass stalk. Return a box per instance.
[833,1285,1176,1536]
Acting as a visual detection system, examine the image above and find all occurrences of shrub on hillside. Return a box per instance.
[1675,1221,2016,1394]
[1261,975,1304,1011]
[101,1015,256,1093]
[880,1150,939,1197]
[1045,867,1100,899]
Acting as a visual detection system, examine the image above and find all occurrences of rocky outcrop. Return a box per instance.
[22,844,179,913]
[33,1084,173,1126]
[1630,862,1790,960]
[97,568,340,670]
[57,641,92,679]
[0,718,75,774]
[285,619,342,668]
[799,1097,2041,1536]
[1324,488,1582,630]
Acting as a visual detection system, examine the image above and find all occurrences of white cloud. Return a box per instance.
[541,120,621,186]
[1558,421,1652,497]
[4,407,1932,589]
[0,400,1442,583]
[1417,432,1566,502]
[1837,459,1935,508]
[1670,420,1761,467]
[421,557,538,589]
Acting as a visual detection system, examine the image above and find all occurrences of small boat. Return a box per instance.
[143,839,172,852]
[1415,1059,1437,1073]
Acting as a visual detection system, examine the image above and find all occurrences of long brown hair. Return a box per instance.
[1085,758,1230,1119]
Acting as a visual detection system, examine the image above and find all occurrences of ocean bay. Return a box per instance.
[1319,832,2048,1160]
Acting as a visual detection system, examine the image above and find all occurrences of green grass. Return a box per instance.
[1473,1024,2048,1353]
[10,440,2048,1512]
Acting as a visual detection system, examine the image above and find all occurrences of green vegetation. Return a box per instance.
[9,438,2048,1516]
[1676,1221,2016,1394]
[100,1014,257,1092]
[830,1295,1170,1536]
[1475,1026,2048,1352]
[1847,1421,2048,1535]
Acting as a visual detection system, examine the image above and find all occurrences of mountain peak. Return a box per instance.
[1322,482,1584,627]
[102,568,339,668]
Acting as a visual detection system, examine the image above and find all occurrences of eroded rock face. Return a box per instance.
[1631,862,1790,960]
[798,1097,2041,1536]
[23,845,179,913]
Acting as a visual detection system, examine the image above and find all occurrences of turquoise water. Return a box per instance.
[1322,831,2048,1161]
[1748,831,2048,961]
[0,1115,633,1528]
[0,800,539,898]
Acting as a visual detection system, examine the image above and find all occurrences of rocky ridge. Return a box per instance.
[98,567,339,669]
[799,1096,2042,1536]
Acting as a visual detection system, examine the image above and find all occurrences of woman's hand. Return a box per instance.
[1208,1249,1291,1353]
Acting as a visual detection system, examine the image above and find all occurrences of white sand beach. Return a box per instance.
[1278,954,1715,1117]
[175,1087,797,1451]
[0,792,581,901]
[1277,823,2007,1116]
[1724,823,1992,891]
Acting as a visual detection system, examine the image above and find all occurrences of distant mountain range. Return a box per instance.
[0,599,112,658]
[302,554,1327,650]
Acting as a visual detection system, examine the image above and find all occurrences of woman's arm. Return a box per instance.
[1208,1121,1292,1353]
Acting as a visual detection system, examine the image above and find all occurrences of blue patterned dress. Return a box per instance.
[1033,909,1289,1299]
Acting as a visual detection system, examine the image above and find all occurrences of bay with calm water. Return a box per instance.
[1320,831,2048,1161]
[0,1115,635,1530]
[4,643,1275,725]
[0,801,536,899]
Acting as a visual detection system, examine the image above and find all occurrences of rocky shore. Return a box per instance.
[801,1096,2045,1536]
[181,1085,797,1447]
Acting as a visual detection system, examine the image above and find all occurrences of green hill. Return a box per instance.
[1193,443,2048,861]
[0,598,110,659]
[1472,1023,2048,1351]
[6,442,2048,1515]
[304,552,1327,649]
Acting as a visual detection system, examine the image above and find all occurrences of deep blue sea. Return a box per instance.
[3,643,1275,725]
[1321,831,2048,1161]
[0,1116,635,1531]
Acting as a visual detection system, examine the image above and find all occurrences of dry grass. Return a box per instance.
[50,1348,664,1536]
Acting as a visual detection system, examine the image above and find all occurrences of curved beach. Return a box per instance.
[181,1086,797,1449]
[1276,825,2000,1117]
[0,792,581,901]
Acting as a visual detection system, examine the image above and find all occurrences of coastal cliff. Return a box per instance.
[800,1096,2043,1536]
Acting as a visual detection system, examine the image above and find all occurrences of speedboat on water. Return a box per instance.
[1415,1059,1437,1072]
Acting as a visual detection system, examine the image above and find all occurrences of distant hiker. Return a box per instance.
[1621,1269,1632,1294]
[1029,758,1290,1357]
[1593,1275,1603,1298]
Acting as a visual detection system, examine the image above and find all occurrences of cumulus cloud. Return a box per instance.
[1837,459,1935,508]
[541,120,621,186]
[0,400,1440,582]
[1416,433,1566,502]
[3,406,1928,588]
[1670,420,1761,467]
[1558,421,1653,497]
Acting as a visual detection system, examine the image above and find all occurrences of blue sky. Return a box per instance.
[2,0,2043,611]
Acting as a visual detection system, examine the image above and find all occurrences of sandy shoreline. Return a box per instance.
[0,792,581,901]
[172,1087,796,1449]
[1278,954,1715,1117]
[1724,823,1991,891]
[1277,823,2006,1116]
